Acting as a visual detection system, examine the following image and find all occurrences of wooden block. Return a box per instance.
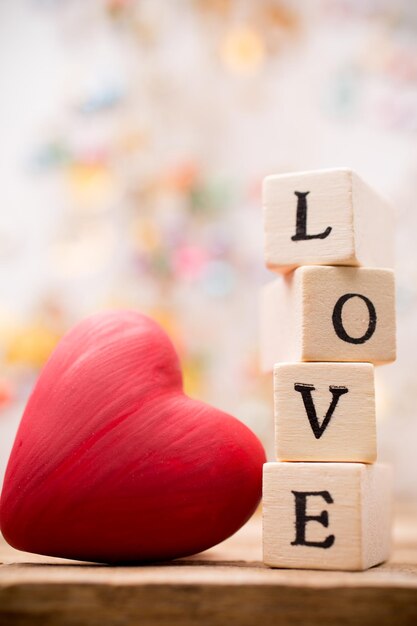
[260,266,396,370]
[263,168,394,273]
[263,462,392,571]
[274,362,376,463]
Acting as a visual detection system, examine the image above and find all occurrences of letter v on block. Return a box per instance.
[274,363,377,462]
[294,383,349,439]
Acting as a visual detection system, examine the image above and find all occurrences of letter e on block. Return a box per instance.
[262,462,392,571]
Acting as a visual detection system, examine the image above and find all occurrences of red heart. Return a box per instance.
[0,311,265,562]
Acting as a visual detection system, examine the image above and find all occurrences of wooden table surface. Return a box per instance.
[1,504,417,626]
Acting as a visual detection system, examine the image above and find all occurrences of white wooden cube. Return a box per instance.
[263,168,394,273]
[274,362,376,463]
[263,462,392,571]
[260,266,396,371]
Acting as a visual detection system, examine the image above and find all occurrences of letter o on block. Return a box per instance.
[332,293,377,345]
[260,266,396,370]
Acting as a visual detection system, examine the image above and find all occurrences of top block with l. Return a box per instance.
[263,168,394,273]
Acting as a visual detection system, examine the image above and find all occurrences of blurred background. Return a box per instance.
[0,0,416,498]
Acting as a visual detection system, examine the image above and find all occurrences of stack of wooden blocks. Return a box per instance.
[260,168,396,571]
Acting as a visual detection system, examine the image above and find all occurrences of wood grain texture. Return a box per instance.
[0,503,417,626]
[263,462,392,571]
[274,362,376,462]
[260,266,396,371]
[263,168,394,273]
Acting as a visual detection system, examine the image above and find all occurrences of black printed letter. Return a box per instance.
[291,191,332,242]
[332,293,377,344]
[291,491,335,549]
[294,383,349,439]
